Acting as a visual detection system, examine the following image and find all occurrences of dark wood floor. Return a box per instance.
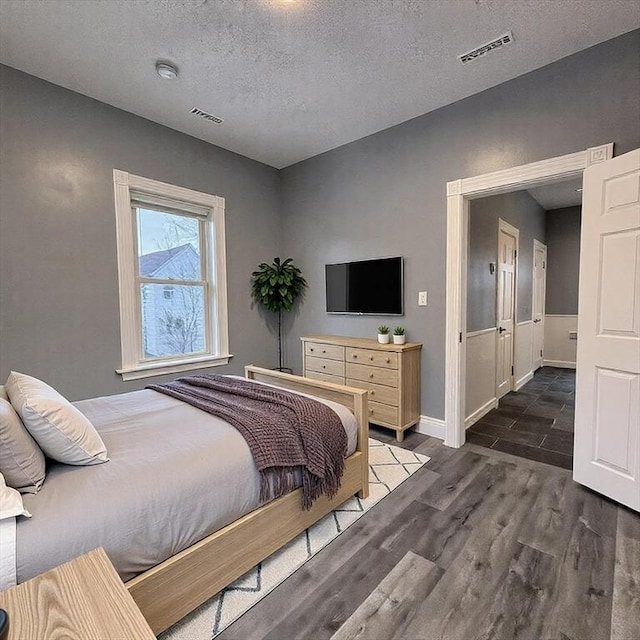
[218,427,640,640]
[468,367,576,470]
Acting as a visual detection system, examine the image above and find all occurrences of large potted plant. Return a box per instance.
[251,257,307,371]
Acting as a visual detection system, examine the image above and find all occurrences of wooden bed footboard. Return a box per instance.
[125,366,369,635]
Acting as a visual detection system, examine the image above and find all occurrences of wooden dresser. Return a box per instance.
[301,335,422,441]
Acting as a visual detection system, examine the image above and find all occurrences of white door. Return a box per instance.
[532,240,547,370]
[574,148,640,511]
[496,220,518,399]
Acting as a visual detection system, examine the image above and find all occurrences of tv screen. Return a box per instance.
[325,257,403,315]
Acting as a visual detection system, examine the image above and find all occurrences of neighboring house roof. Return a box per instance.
[139,244,195,277]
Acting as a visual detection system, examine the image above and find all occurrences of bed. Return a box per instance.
[12,366,369,635]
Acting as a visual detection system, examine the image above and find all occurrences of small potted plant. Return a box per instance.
[377,325,390,344]
[393,326,406,344]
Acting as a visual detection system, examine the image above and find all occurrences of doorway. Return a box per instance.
[532,239,547,370]
[444,143,613,448]
[496,219,519,399]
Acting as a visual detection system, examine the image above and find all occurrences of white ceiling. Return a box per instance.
[1,0,638,168]
[527,177,583,210]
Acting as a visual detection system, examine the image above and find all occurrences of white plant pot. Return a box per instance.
[393,335,406,344]
[377,333,390,344]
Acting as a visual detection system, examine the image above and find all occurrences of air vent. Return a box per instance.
[190,107,224,124]
[459,31,513,64]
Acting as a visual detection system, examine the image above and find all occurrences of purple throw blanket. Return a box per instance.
[148,375,347,509]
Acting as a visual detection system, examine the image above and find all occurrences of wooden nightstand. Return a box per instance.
[0,547,155,639]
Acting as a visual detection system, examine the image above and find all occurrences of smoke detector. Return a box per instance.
[459,32,514,64]
[155,61,178,80]
[190,107,224,125]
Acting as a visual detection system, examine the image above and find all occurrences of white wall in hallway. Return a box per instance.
[544,314,578,368]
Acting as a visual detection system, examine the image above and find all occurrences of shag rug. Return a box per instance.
[161,439,430,640]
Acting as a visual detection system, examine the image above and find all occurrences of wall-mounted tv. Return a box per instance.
[325,256,403,315]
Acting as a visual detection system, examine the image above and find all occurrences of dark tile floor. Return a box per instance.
[467,367,576,470]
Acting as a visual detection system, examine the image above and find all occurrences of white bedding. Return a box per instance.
[15,384,357,583]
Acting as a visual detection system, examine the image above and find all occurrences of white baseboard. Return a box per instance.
[543,359,576,369]
[464,397,498,429]
[414,415,446,440]
[515,370,534,390]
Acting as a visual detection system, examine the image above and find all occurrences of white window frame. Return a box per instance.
[113,169,231,381]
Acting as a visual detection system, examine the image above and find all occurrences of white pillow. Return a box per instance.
[0,472,31,520]
[6,372,108,466]
[0,397,46,493]
[0,385,7,402]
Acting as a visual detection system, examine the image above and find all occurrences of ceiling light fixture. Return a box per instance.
[155,61,178,80]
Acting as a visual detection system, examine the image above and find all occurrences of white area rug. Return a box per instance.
[161,439,430,640]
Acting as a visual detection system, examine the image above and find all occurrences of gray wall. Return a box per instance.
[280,30,640,420]
[467,191,546,333]
[0,64,282,400]
[545,206,582,315]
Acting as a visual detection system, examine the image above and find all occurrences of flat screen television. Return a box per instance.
[325,256,403,315]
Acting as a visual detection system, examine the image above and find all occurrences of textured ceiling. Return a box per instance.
[0,0,638,168]
[527,178,583,211]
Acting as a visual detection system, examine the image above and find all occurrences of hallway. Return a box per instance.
[466,367,575,469]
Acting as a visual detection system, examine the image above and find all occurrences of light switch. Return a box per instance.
[418,291,428,306]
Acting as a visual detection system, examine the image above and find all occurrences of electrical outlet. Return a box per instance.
[418,291,428,306]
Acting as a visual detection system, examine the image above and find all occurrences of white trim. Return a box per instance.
[516,370,534,390]
[113,169,229,380]
[117,354,232,381]
[543,360,576,369]
[445,143,613,448]
[466,326,496,338]
[544,314,580,318]
[414,415,446,440]
[464,397,498,429]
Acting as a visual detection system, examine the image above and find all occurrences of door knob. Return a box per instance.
[499,327,506,333]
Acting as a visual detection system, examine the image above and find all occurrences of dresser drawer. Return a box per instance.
[304,342,345,361]
[305,370,346,386]
[346,362,398,387]
[346,348,398,369]
[346,378,398,406]
[305,356,345,377]
[368,401,398,427]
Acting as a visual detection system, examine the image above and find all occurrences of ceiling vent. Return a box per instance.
[459,31,513,64]
[190,107,224,124]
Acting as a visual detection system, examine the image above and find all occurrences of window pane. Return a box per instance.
[140,283,206,358]
[137,208,201,281]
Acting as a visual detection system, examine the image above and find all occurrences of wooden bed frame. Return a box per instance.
[125,365,369,634]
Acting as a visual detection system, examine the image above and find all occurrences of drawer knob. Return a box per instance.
[322,365,326,369]
[322,349,326,353]
[369,356,373,361]
[352,354,357,358]
[369,408,374,414]
[370,390,375,396]
[369,373,374,378]
[385,357,390,363]
[310,348,314,352]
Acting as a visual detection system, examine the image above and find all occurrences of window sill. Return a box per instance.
[116,354,233,381]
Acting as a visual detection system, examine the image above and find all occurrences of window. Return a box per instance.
[113,170,230,380]
[163,286,175,300]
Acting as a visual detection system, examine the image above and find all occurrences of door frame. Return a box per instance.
[532,238,547,371]
[496,218,519,397]
[444,143,613,448]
